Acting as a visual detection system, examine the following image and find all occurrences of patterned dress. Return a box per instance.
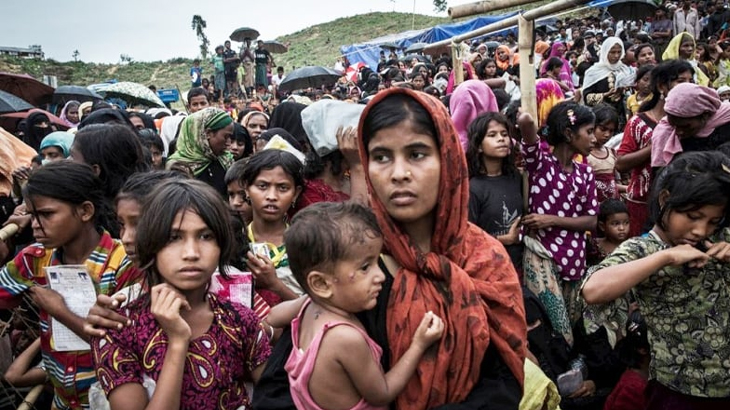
[587,230,730,398]
[92,294,271,410]
[618,113,656,237]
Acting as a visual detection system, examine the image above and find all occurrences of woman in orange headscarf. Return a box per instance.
[495,45,520,77]
[252,88,527,410]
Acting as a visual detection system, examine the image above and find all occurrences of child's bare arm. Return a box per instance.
[337,312,444,406]
[3,338,46,387]
[266,296,307,328]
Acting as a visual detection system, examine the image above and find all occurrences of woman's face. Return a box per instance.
[637,72,652,94]
[367,119,441,227]
[607,44,622,64]
[244,114,268,140]
[485,62,497,77]
[667,113,709,139]
[206,123,233,156]
[567,123,596,156]
[438,65,449,74]
[412,76,425,90]
[497,48,509,62]
[480,120,511,159]
[40,146,65,163]
[636,47,656,66]
[556,44,566,56]
[680,40,695,60]
[66,106,79,124]
[696,47,705,60]
[669,70,695,91]
[245,166,301,224]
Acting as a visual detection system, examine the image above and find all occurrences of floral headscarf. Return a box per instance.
[166,107,233,175]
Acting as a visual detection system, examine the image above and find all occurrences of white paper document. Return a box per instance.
[45,265,97,352]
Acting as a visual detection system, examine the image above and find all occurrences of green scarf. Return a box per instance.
[167,108,234,176]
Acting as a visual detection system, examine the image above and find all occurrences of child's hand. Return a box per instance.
[29,286,65,317]
[522,214,554,230]
[663,244,710,268]
[151,284,192,342]
[83,293,133,337]
[704,240,730,263]
[247,251,279,290]
[412,311,444,351]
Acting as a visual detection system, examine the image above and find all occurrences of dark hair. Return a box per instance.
[466,112,517,177]
[634,64,655,86]
[72,124,149,200]
[476,58,497,79]
[224,159,248,186]
[78,108,134,130]
[545,56,564,72]
[115,170,187,206]
[492,88,511,111]
[649,151,730,232]
[592,103,619,128]
[138,129,164,153]
[285,202,381,295]
[544,101,595,146]
[136,179,235,288]
[23,161,117,237]
[241,149,304,189]
[633,43,654,61]
[303,149,345,180]
[639,60,695,112]
[187,87,209,103]
[232,123,253,157]
[598,198,629,223]
[127,112,156,131]
[361,93,437,149]
[618,310,649,369]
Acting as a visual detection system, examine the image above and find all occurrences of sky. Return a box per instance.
[3,0,477,64]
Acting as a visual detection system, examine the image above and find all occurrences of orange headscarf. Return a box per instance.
[357,88,526,409]
[496,45,520,71]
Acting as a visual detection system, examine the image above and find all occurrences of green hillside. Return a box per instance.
[0,12,450,91]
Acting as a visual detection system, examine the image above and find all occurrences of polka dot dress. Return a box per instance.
[522,141,599,281]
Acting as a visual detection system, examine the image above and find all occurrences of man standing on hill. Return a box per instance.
[223,40,239,98]
[255,40,273,88]
[211,45,225,102]
[241,38,256,96]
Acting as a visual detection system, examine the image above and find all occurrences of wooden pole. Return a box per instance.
[452,42,464,87]
[424,0,590,51]
[449,0,547,18]
[518,15,537,120]
[17,385,44,410]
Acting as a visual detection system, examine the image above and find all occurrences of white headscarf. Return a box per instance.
[581,37,635,92]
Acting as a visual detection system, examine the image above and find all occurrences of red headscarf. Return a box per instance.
[357,88,526,409]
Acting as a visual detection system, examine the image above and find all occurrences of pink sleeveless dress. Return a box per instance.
[284,300,386,410]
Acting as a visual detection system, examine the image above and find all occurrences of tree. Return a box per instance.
[119,54,134,64]
[433,0,447,12]
[72,50,80,62]
[192,15,211,59]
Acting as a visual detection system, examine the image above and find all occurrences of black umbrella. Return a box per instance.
[278,66,343,92]
[230,27,260,42]
[400,54,431,63]
[379,42,402,50]
[262,40,288,54]
[53,85,103,104]
[0,90,33,114]
[405,42,429,54]
[607,0,658,21]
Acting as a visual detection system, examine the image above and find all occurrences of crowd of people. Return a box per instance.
[1,1,730,410]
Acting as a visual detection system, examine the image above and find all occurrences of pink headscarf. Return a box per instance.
[540,41,574,90]
[449,79,499,149]
[652,83,730,166]
[446,61,476,95]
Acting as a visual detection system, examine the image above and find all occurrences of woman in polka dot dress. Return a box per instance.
[517,101,599,346]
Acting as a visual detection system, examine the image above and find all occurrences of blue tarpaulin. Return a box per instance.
[340,0,617,68]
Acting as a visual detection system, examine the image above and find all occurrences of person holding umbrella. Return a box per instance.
[255,40,274,89]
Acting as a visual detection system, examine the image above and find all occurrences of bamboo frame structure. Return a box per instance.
[449,0,547,18]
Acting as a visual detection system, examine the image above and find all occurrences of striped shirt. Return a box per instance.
[0,231,142,410]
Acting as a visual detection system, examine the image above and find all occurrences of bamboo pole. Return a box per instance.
[452,42,465,87]
[449,0,547,18]
[17,385,44,410]
[424,0,590,51]
[518,15,537,120]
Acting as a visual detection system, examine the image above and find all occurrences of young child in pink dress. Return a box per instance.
[267,202,444,410]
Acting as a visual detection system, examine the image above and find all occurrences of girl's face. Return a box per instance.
[206,123,233,156]
[367,120,441,227]
[601,212,630,243]
[680,40,695,60]
[607,44,623,64]
[229,139,246,159]
[244,114,268,140]
[636,48,656,66]
[40,146,65,163]
[479,120,511,159]
[412,75,425,90]
[637,72,652,94]
[594,121,617,146]
[663,70,694,94]
[485,62,497,77]
[117,198,141,263]
[66,106,79,124]
[156,209,220,293]
[245,166,301,224]
[27,195,92,249]
[437,65,449,74]
[129,116,145,131]
[696,47,705,60]
[227,180,253,224]
[551,64,563,77]
[661,203,726,246]
[149,146,163,170]
[329,232,385,313]
[566,122,596,156]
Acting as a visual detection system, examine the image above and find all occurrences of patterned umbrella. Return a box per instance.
[0,72,54,106]
[262,41,288,54]
[53,85,103,104]
[0,90,34,114]
[99,82,165,108]
[230,27,260,42]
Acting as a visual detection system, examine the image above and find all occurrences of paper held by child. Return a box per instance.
[45,265,97,351]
